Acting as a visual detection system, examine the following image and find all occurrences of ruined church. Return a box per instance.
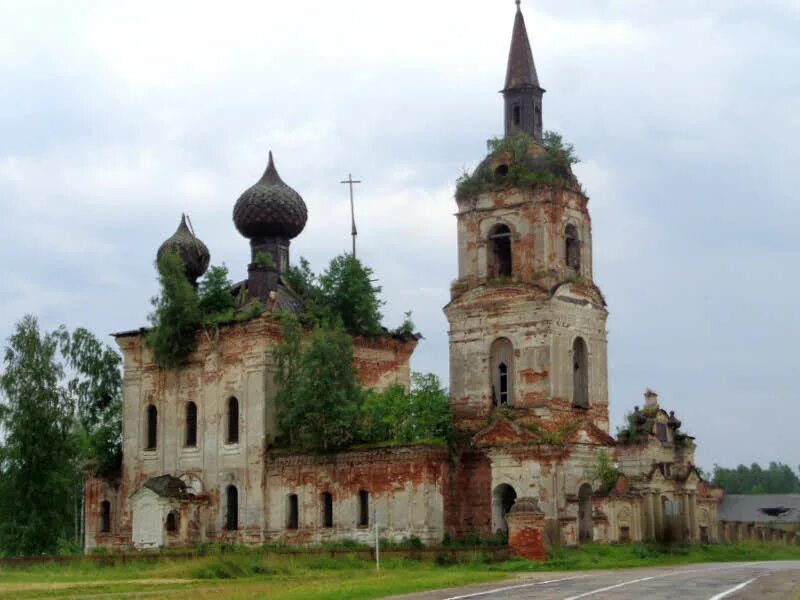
[85,3,721,554]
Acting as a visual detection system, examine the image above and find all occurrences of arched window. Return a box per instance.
[226,485,239,530]
[358,490,369,527]
[572,337,589,409]
[185,401,198,447]
[145,404,157,450]
[227,397,239,444]
[565,224,581,273]
[287,494,299,529]
[488,224,512,278]
[100,500,111,533]
[512,104,521,127]
[490,338,514,407]
[322,492,333,528]
[578,483,593,543]
[166,510,179,533]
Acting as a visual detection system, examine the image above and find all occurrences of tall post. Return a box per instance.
[340,174,361,258]
[374,507,380,570]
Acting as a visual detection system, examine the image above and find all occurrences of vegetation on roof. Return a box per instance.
[455,130,581,200]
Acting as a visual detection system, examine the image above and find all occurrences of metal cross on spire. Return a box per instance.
[340,173,362,258]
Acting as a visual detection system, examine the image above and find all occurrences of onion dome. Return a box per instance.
[156,214,210,282]
[233,152,308,240]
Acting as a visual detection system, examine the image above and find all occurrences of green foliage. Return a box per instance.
[286,254,386,337]
[147,251,202,368]
[712,462,800,494]
[273,315,363,452]
[585,450,620,492]
[198,265,236,325]
[319,254,384,337]
[0,317,120,556]
[360,373,453,445]
[254,251,275,269]
[456,130,580,200]
[393,310,416,336]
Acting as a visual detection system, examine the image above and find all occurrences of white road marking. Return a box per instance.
[562,575,657,600]
[441,576,589,600]
[707,576,760,600]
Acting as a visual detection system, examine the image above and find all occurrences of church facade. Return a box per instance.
[85,3,720,553]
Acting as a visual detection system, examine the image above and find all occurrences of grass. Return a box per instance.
[1,542,799,599]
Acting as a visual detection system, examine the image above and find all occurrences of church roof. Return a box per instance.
[504,2,540,90]
[141,474,188,499]
[719,494,800,523]
[156,214,210,282]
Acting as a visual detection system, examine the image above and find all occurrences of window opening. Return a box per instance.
[490,338,513,407]
[358,490,369,527]
[146,404,157,450]
[565,224,581,272]
[512,104,521,126]
[227,397,239,444]
[572,337,588,408]
[620,526,630,542]
[100,501,111,533]
[322,492,333,528]
[226,485,239,530]
[578,483,593,543]
[498,363,509,405]
[166,510,179,532]
[488,224,512,278]
[287,494,299,529]
[185,401,197,447]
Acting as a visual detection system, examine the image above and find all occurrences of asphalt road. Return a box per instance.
[393,561,800,600]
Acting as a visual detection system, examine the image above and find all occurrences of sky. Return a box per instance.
[1,0,799,472]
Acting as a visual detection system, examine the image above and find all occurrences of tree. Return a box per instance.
[318,254,384,337]
[0,316,79,555]
[273,315,363,452]
[197,264,235,325]
[147,251,202,368]
[585,449,620,492]
[712,462,800,494]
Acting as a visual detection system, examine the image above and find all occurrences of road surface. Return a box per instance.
[392,561,800,600]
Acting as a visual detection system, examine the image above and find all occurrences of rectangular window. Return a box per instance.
[358,490,369,528]
[322,492,333,528]
[287,494,299,530]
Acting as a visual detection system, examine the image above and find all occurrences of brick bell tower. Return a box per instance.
[445,1,609,435]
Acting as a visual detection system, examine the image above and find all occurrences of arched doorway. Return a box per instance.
[492,484,517,535]
[578,483,593,543]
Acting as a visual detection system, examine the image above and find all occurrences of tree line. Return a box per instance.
[712,463,800,495]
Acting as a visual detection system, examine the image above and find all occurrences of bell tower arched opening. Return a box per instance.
[566,224,581,273]
[488,224,512,278]
[572,337,589,408]
[490,338,514,407]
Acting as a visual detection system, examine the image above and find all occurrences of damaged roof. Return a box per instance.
[719,494,800,523]
[142,474,188,499]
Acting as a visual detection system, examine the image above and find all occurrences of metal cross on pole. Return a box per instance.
[340,173,361,258]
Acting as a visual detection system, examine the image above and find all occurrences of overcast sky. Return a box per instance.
[1,0,799,472]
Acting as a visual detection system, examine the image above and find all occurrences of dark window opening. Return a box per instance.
[226,485,239,530]
[100,500,111,533]
[493,484,517,535]
[146,404,157,450]
[322,492,333,528]
[358,490,369,527]
[620,526,630,542]
[227,397,239,444]
[287,494,299,529]
[534,105,542,129]
[512,104,521,126]
[498,363,509,405]
[572,337,589,409]
[166,510,179,533]
[185,401,197,447]
[488,224,512,278]
[656,423,669,443]
[565,224,581,272]
[578,483,593,543]
[699,526,709,544]
[495,164,509,177]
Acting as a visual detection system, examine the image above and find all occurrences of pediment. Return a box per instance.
[473,418,538,447]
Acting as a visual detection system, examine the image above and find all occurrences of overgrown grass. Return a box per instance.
[1,542,799,599]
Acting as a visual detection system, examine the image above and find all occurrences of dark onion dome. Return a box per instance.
[156,214,210,281]
[233,151,308,240]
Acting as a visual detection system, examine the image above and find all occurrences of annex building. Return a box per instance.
[85,3,722,555]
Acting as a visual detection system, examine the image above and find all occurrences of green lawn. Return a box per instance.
[1,542,799,599]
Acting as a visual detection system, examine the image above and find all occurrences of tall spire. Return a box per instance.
[502,1,545,142]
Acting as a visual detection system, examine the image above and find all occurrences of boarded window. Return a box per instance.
[185,401,198,447]
[287,494,299,529]
[100,500,111,533]
[226,485,238,530]
[146,404,157,450]
[488,224,512,278]
[166,510,179,532]
[227,397,239,444]
[565,224,581,272]
[572,337,589,408]
[358,490,369,527]
[322,492,333,528]
[490,338,514,407]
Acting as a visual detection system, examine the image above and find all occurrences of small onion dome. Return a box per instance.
[233,151,308,240]
[156,214,210,281]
